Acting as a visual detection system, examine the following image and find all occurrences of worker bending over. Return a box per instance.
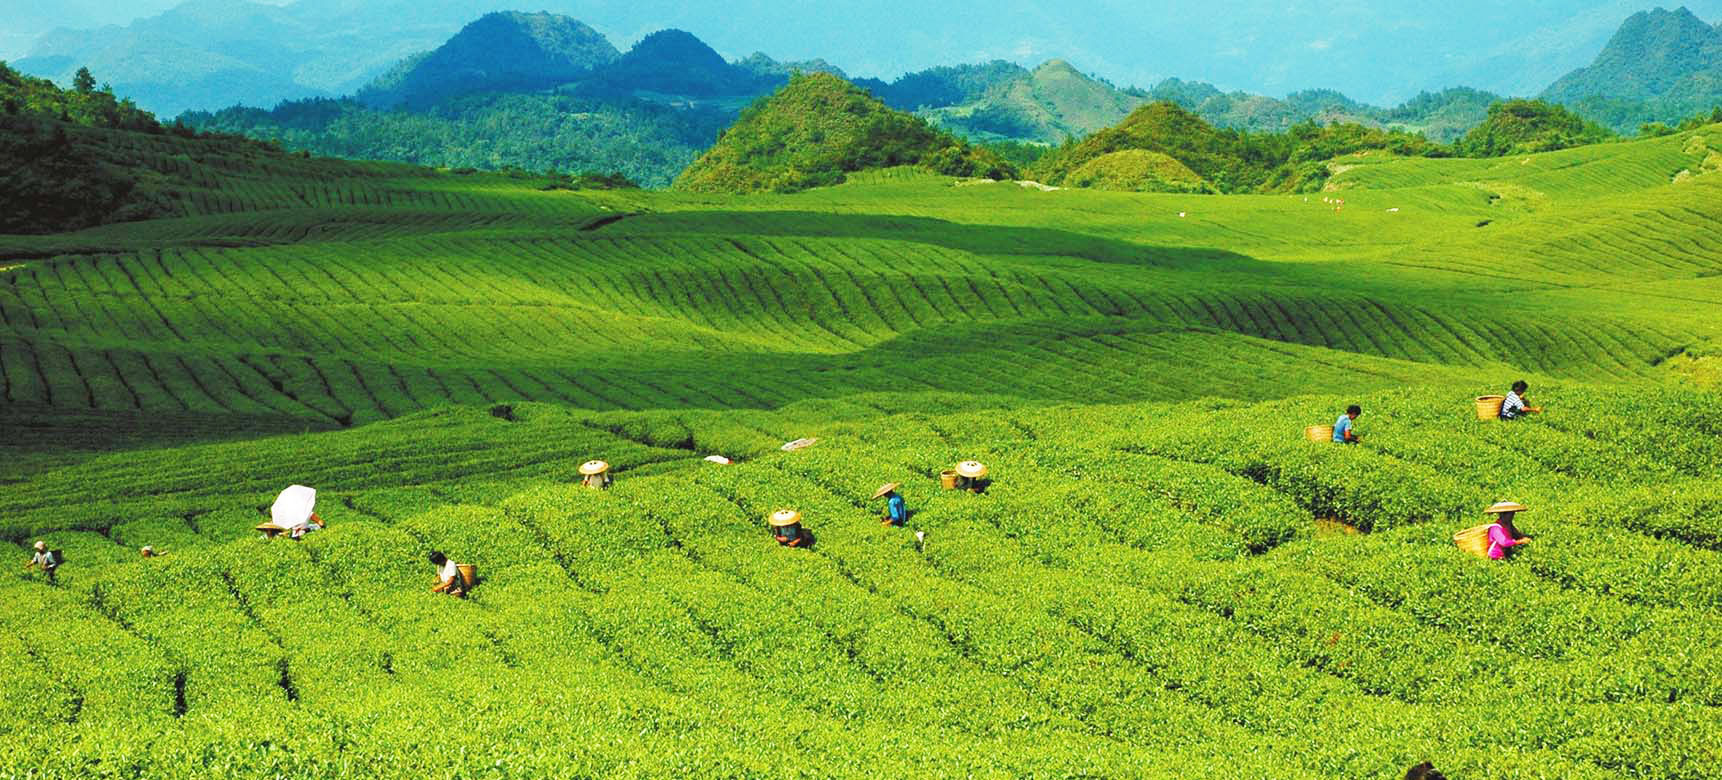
[1482,502,1532,560]
[874,482,907,527]
[579,460,613,490]
[24,541,60,585]
[769,509,814,549]
[1500,380,1543,420]
[954,460,989,493]
[1333,405,1362,444]
[428,551,467,597]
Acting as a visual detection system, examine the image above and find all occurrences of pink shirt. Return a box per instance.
[1487,524,1524,559]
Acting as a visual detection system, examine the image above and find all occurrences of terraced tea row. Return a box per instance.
[3,387,1717,779]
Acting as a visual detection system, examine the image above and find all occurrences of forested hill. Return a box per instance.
[1542,7,1722,132]
[0,60,442,235]
[1028,101,1439,194]
[673,73,1012,193]
[1,61,182,233]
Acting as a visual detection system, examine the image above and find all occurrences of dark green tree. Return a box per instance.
[73,67,96,94]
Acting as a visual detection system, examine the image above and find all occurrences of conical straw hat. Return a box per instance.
[872,482,901,500]
[956,460,988,479]
[769,509,802,527]
[578,460,610,476]
[1484,501,1527,514]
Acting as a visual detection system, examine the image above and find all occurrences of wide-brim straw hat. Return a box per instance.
[578,460,610,476]
[956,460,988,479]
[872,482,901,500]
[1485,501,1528,514]
[33,541,46,551]
[769,509,802,527]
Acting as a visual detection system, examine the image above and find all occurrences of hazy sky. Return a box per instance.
[4,0,1720,101]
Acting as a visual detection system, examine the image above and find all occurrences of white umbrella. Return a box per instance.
[271,485,317,529]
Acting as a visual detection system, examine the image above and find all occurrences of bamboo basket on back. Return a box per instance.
[1304,425,1334,443]
[1474,396,1505,420]
[1453,525,1492,558]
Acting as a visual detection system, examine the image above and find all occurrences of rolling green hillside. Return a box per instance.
[2,110,1720,779]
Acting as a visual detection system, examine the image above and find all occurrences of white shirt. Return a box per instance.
[439,560,459,582]
[1502,391,1528,418]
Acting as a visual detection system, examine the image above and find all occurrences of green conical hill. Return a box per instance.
[674,72,1011,194]
[1064,149,1211,193]
[1031,101,1235,187]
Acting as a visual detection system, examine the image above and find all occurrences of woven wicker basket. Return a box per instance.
[456,564,477,587]
[1305,425,1335,443]
[1453,524,1492,558]
[1475,395,1505,420]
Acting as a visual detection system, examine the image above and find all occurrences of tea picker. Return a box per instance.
[579,460,613,490]
[1500,380,1544,420]
[23,541,61,585]
[1404,762,1447,780]
[1453,501,1532,560]
[258,485,323,540]
[873,482,907,527]
[1332,405,1362,444]
[769,509,814,549]
[429,551,476,597]
[948,460,989,493]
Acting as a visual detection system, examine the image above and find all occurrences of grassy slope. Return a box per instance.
[1,124,1721,778]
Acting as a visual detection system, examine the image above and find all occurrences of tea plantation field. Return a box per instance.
[2,125,1721,778]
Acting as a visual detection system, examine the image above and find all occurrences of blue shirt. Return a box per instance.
[1333,414,1353,442]
[887,494,907,523]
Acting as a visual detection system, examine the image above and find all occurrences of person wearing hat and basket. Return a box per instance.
[768,509,814,549]
[428,551,471,597]
[579,460,613,490]
[874,483,908,527]
[954,461,989,493]
[1455,502,1532,560]
[24,541,61,585]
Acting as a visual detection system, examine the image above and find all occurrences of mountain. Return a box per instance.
[857,61,1029,111]
[853,60,1141,143]
[357,12,618,109]
[733,53,847,81]
[1541,7,1722,132]
[12,1,334,115]
[674,73,1012,193]
[921,60,1145,143]
[854,64,1496,146]
[1140,79,1500,143]
[10,0,530,115]
[188,22,811,187]
[578,29,766,99]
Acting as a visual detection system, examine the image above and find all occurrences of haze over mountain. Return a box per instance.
[356,12,618,110]
[1542,7,1722,131]
[17,0,1722,116]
